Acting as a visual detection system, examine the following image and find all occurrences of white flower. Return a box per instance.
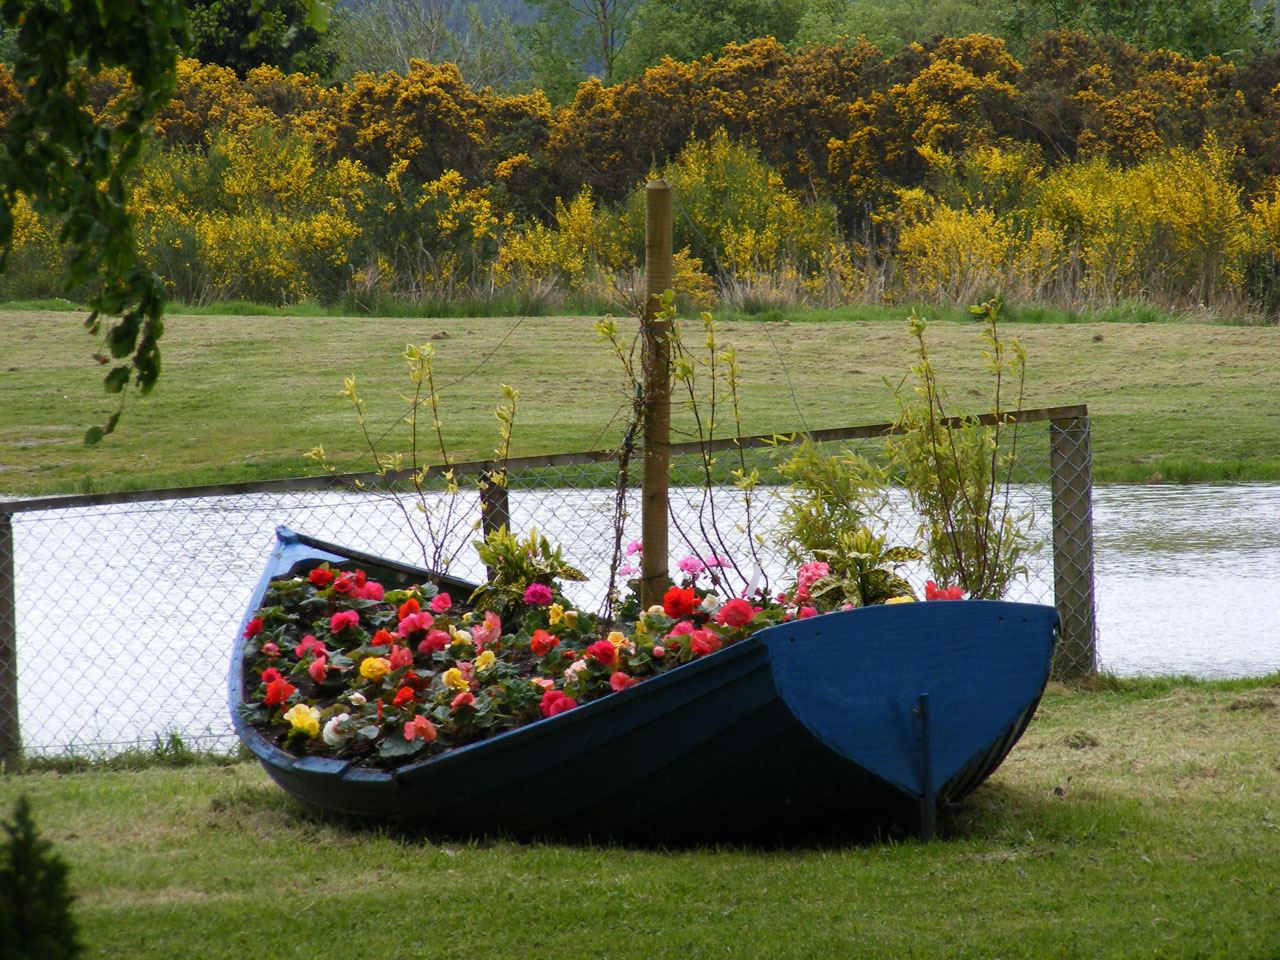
[698,594,721,615]
[564,658,587,681]
[322,712,352,747]
[347,691,367,707]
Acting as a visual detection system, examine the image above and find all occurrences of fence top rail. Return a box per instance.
[1,404,1087,515]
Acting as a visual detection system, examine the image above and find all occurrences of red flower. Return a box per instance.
[587,639,618,668]
[243,616,264,638]
[689,629,723,657]
[399,597,420,619]
[332,576,355,595]
[371,629,395,647]
[663,586,699,618]
[308,568,334,588]
[717,598,755,627]
[417,629,450,655]
[308,655,328,684]
[610,671,639,692]
[263,676,295,706]
[530,629,560,657]
[261,667,282,685]
[392,685,415,707]
[539,689,578,717]
[450,691,475,712]
[925,581,966,601]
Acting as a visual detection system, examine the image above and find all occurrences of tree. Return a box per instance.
[186,0,339,78]
[612,0,805,80]
[997,0,1257,58]
[331,0,526,91]
[0,0,328,442]
[521,0,639,100]
[0,796,82,960]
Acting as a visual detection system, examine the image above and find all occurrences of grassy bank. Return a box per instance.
[2,307,1279,495]
[3,675,1278,958]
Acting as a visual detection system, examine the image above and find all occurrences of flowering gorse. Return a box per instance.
[240,535,966,767]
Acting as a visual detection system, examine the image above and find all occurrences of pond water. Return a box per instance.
[7,481,1278,755]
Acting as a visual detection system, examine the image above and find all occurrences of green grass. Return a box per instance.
[3,307,1280,495]
[3,676,1278,958]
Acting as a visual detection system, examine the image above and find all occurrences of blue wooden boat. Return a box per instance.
[231,527,1058,842]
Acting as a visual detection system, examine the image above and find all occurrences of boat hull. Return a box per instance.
[232,528,1058,842]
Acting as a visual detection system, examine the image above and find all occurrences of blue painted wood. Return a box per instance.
[230,529,1059,841]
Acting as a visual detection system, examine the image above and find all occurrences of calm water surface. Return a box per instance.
[9,482,1278,754]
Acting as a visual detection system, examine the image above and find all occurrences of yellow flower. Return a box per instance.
[442,668,469,692]
[563,610,579,629]
[607,631,627,648]
[548,603,565,625]
[450,626,473,647]
[475,650,496,672]
[283,703,321,738]
[884,596,916,605]
[360,656,392,681]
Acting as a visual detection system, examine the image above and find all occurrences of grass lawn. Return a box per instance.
[3,676,1278,958]
[2,307,1280,495]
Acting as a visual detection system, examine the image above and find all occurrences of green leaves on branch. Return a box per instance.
[887,298,1033,599]
[0,0,183,442]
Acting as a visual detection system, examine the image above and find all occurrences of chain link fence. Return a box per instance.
[0,406,1094,760]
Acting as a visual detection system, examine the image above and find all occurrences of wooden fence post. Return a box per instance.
[640,180,673,610]
[479,468,511,580]
[0,511,20,761]
[1049,413,1098,678]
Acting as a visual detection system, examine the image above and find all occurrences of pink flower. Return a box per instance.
[625,540,642,556]
[523,583,554,606]
[610,671,639,692]
[308,568,334,588]
[243,616,264,638]
[417,630,450,655]
[795,561,830,602]
[717,598,755,628]
[798,606,818,619]
[652,645,665,658]
[618,564,638,576]
[689,629,723,657]
[471,611,503,648]
[925,581,966,601]
[540,689,578,717]
[388,645,413,670]
[398,611,434,638]
[587,639,618,668]
[666,620,696,639]
[531,677,554,689]
[330,610,359,634]
[429,592,452,614]
[404,715,437,742]
[457,661,476,685]
[295,634,318,658]
[308,655,328,684]
[358,581,385,601]
[678,556,705,575]
[261,642,280,659]
[450,691,475,712]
